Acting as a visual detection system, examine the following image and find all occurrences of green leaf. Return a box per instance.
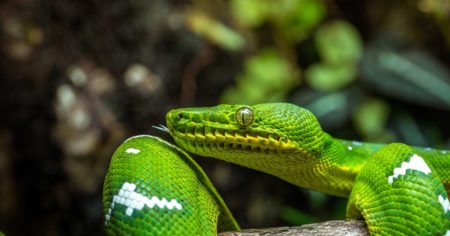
[360,41,450,110]
[353,98,391,141]
[315,20,363,63]
[221,49,299,104]
[305,62,357,92]
[186,11,245,51]
[281,206,320,225]
[275,0,326,42]
[231,0,269,28]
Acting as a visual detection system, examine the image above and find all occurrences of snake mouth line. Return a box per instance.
[170,125,296,153]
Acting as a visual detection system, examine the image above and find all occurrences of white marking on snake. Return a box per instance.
[104,182,182,225]
[388,154,431,184]
[438,195,450,213]
[348,146,353,151]
[445,230,450,236]
[125,148,140,154]
[352,141,362,146]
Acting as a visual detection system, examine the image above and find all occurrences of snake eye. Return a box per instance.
[235,107,254,127]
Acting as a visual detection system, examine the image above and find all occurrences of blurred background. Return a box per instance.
[0,0,449,235]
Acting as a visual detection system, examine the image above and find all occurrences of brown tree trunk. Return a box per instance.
[219,220,369,236]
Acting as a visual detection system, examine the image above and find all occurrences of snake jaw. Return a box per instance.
[169,122,296,154]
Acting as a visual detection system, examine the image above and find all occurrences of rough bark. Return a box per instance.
[219,220,368,236]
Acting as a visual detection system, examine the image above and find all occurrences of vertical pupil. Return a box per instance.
[237,107,253,126]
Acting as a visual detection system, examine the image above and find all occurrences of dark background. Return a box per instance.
[0,0,449,235]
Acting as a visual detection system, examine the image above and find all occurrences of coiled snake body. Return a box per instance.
[103,103,450,235]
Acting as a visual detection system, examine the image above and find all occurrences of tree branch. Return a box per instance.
[219,220,368,236]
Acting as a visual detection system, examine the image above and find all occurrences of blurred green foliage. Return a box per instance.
[187,11,245,51]
[353,98,392,142]
[221,49,299,104]
[306,20,362,92]
[281,206,319,225]
[230,0,326,42]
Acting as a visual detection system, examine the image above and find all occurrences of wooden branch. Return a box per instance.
[219,220,368,236]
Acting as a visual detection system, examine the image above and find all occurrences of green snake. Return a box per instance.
[103,103,450,235]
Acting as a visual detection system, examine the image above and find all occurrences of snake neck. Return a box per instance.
[308,137,384,197]
[301,137,450,197]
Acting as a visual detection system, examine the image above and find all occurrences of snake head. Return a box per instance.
[165,103,327,167]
